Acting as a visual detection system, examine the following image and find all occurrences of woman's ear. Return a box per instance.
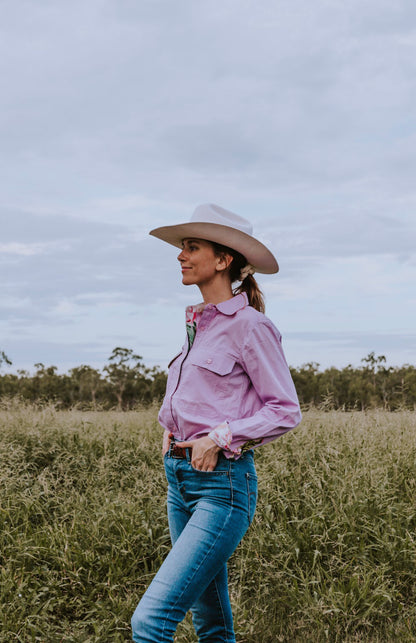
[215,252,233,273]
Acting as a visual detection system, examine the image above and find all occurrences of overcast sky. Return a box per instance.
[1,0,415,374]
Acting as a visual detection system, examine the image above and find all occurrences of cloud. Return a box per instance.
[284,330,416,369]
[266,212,416,265]
[1,0,415,371]
[0,242,52,256]
[0,209,181,329]
[1,0,415,202]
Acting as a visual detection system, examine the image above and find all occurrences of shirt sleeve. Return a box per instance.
[226,320,302,450]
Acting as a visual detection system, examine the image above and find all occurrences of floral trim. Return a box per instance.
[185,303,205,347]
[208,421,242,456]
[209,423,264,456]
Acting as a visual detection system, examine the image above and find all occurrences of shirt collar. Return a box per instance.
[215,292,248,315]
[186,292,249,317]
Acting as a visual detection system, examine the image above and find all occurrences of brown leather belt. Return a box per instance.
[166,433,192,459]
[168,443,192,459]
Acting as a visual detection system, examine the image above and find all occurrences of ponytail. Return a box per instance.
[233,274,265,314]
[211,241,266,313]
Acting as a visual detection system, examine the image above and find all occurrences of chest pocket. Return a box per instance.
[190,352,236,398]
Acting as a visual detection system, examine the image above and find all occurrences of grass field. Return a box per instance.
[1,401,416,642]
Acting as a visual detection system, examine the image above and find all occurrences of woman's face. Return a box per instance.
[177,238,229,287]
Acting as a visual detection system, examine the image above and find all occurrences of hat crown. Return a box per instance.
[191,203,253,237]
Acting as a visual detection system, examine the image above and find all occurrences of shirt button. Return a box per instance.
[206,358,213,364]
[200,326,205,330]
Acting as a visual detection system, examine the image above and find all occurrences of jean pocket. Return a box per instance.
[190,465,229,476]
[245,472,258,524]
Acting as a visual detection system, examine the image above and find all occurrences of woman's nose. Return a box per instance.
[177,249,186,262]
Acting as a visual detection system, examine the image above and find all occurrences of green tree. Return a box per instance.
[103,347,147,410]
[290,362,321,406]
[0,351,12,371]
[69,365,102,407]
[360,352,388,407]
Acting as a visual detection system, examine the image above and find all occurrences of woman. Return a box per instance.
[131,203,301,642]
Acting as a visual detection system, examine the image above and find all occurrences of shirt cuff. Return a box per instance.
[208,421,241,456]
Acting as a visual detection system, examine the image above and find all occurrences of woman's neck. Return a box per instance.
[198,281,234,305]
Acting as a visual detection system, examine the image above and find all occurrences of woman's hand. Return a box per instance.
[162,431,172,456]
[176,436,221,471]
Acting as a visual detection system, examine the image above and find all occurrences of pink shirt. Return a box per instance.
[158,292,302,458]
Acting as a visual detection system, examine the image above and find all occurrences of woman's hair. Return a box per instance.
[211,241,265,313]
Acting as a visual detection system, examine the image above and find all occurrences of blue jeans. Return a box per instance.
[131,450,257,642]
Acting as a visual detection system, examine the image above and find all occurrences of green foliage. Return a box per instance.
[0,405,416,641]
[103,348,148,410]
[291,353,416,410]
[0,348,167,410]
[0,350,12,370]
[1,349,415,410]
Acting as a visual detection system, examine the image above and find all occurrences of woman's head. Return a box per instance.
[152,203,276,313]
[177,238,233,290]
[177,237,265,313]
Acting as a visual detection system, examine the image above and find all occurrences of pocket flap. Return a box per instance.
[191,352,236,376]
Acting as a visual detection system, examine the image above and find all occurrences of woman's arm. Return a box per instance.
[208,320,301,454]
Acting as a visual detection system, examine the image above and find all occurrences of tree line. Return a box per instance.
[0,348,167,410]
[0,349,415,411]
[291,352,416,410]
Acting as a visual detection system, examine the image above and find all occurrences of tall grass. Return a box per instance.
[0,401,415,641]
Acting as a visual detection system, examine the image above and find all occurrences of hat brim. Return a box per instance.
[149,222,279,274]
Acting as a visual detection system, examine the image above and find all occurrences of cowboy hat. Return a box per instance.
[149,203,279,274]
